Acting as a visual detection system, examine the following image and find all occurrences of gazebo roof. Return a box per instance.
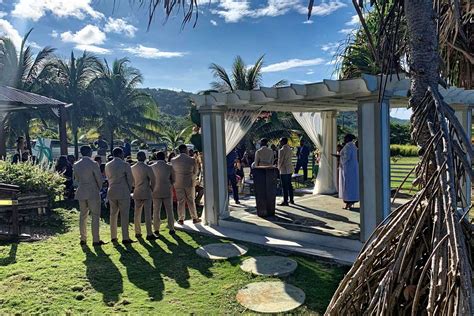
[191,74,474,112]
[0,85,68,113]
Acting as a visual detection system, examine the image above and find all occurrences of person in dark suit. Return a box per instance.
[295,139,310,181]
[227,149,240,204]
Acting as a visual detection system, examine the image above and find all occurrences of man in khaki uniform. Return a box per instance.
[254,138,274,167]
[171,144,202,225]
[74,145,105,246]
[131,151,156,240]
[105,147,134,244]
[278,137,294,206]
[150,151,176,235]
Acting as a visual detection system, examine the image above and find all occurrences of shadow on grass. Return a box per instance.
[115,242,165,301]
[82,245,123,305]
[0,243,17,266]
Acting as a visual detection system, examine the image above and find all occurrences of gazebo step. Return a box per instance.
[175,220,360,265]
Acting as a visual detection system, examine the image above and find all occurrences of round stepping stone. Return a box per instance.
[236,281,305,313]
[240,256,297,277]
[195,243,248,260]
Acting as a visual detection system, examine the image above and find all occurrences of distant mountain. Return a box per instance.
[391,116,410,125]
[140,88,193,116]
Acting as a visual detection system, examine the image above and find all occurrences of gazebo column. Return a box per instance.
[320,111,338,194]
[455,107,472,210]
[358,98,391,242]
[58,105,68,156]
[199,105,228,225]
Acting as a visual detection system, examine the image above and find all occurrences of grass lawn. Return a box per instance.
[0,203,346,314]
[391,156,420,193]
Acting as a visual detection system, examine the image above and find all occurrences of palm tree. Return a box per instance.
[0,29,55,156]
[160,126,192,150]
[44,51,100,158]
[92,58,159,153]
[210,55,287,92]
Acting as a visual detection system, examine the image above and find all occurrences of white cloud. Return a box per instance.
[60,25,106,45]
[104,17,137,38]
[306,70,314,75]
[122,45,186,59]
[28,41,42,49]
[0,19,22,49]
[339,28,355,35]
[210,0,345,23]
[304,1,346,16]
[210,19,218,26]
[303,20,313,24]
[346,14,360,26]
[0,11,7,18]
[261,58,325,73]
[75,44,110,54]
[321,42,340,54]
[50,30,58,38]
[11,0,104,21]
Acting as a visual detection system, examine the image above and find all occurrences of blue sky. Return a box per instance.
[0,0,411,119]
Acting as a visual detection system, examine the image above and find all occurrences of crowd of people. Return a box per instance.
[74,143,201,246]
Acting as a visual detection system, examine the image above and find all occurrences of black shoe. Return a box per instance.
[80,240,87,246]
[278,202,289,206]
[146,234,157,241]
[289,200,295,204]
[177,220,184,225]
[193,218,202,224]
[122,239,136,245]
[93,240,108,247]
[154,230,160,236]
[135,233,143,239]
[169,230,176,235]
[111,238,118,243]
[235,200,241,204]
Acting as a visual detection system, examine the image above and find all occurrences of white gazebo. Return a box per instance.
[191,74,474,242]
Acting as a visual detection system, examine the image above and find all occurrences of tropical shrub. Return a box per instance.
[0,161,65,200]
[390,144,419,157]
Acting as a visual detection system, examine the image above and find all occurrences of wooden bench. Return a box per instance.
[0,184,50,239]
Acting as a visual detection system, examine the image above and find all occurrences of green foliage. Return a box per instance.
[390,122,412,144]
[140,88,193,116]
[390,144,419,157]
[0,161,64,200]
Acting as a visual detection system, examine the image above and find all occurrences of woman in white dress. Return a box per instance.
[339,134,359,209]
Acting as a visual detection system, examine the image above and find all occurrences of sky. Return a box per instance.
[0,0,411,119]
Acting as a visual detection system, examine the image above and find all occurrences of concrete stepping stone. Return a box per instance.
[240,256,297,277]
[236,281,305,313]
[195,243,248,260]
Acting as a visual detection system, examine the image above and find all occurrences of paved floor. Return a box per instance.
[228,191,411,240]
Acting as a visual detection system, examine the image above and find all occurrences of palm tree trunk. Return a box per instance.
[110,130,114,155]
[0,115,7,159]
[73,127,79,159]
[24,119,32,153]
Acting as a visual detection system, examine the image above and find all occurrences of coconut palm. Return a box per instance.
[92,58,159,153]
[160,126,192,150]
[210,55,287,92]
[43,51,100,158]
[0,29,55,156]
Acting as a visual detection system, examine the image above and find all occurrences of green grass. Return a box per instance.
[391,156,420,193]
[0,203,346,314]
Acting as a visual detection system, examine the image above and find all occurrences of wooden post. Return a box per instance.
[58,105,68,156]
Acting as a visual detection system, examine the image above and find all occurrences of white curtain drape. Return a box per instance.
[293,112,335,194]
[225,108,261,155]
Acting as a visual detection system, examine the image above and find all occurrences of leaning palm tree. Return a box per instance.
[0,29,55,156]
[210,55,287,92]
[91,58,159,153]
[42,51,100,158]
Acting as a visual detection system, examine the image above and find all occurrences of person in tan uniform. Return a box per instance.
[277,137,294,206]
[254,138,274,167]
[131,151,156,240]
[74,145,106,246]
[105,147,134,244]
[171,144,202,225]
[150,151,176,235]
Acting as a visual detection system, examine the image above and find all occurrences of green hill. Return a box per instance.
[140,88,193,116]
